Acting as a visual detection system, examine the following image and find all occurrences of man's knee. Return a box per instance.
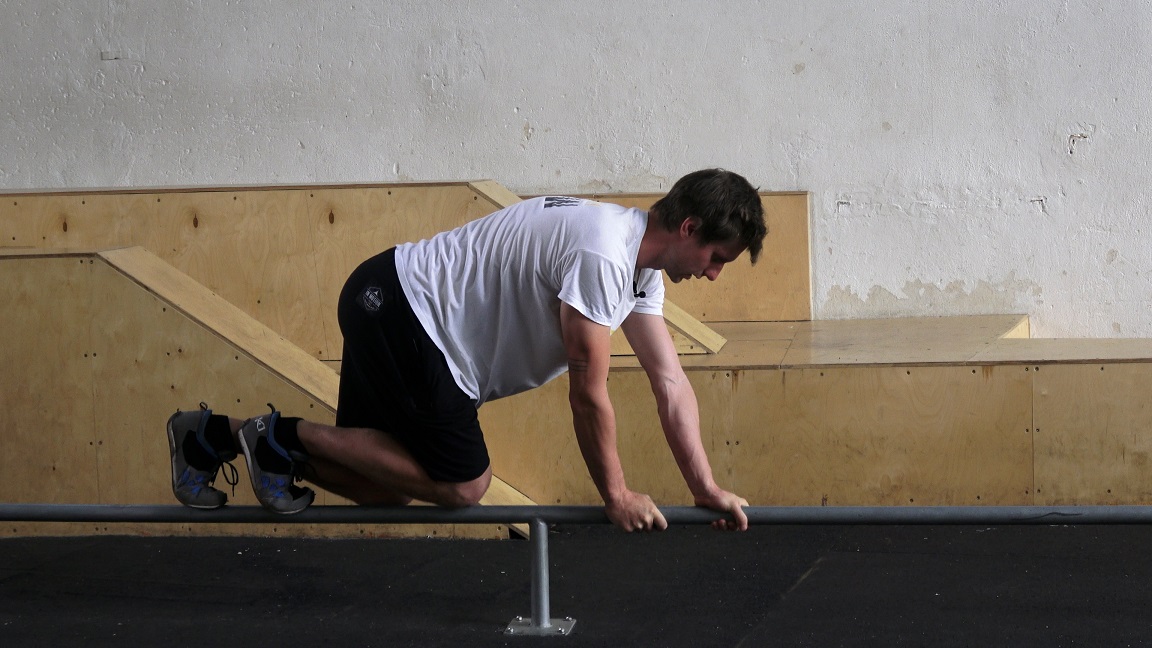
[438,470,491,508]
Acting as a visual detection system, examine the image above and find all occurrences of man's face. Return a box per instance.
[665,221,746,284]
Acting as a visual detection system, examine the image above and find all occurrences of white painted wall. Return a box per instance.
[2,1,1149,337]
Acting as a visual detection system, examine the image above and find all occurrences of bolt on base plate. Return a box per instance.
[505,616,577,637]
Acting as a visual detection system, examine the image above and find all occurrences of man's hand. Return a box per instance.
[606,489,669,532]
[695,489,750,531]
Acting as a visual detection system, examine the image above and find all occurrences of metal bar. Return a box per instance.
[531,518,550,629]
[4,503,1152,525]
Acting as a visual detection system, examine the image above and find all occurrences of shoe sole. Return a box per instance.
[166,412,225,510]
[238,422,308,515]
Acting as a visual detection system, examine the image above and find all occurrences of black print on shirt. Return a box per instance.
[543,196,582,209]
[358,285,384,313]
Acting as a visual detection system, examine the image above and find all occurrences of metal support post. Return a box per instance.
[505,518,575,637]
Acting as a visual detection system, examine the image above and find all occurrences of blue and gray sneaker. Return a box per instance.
[166,403,239,509]
[238,404,315,514]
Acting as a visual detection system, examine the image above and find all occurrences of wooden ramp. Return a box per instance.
[0,247,532,539]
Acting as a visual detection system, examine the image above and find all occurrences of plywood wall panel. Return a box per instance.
[479,369,737,507]
[727,365,1034,506]
[482,361,1040,510]
[164,190,326,361]
[0,257,99,502]
[1034,363,1152,505]
[601,370,740,504]
[2,194,103,248]
[479,376,601,507]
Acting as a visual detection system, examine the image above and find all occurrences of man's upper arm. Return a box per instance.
[559,302,613,385]
[620,311,682,381]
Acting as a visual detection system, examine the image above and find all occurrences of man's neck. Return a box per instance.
[637,212,675,270]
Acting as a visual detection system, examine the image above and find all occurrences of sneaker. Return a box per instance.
[237,404,315,514]
[166,403,239,509]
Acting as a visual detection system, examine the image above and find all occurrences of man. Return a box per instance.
[167,168,766,532]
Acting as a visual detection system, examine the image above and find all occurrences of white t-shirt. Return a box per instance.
[394,196,664,405]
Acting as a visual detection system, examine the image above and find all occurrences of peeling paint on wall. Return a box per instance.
[822,273,1043,319]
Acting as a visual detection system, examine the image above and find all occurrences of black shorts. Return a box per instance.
[335,248,490,483]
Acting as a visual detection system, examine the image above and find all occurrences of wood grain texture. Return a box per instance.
[1034,363,1152,505]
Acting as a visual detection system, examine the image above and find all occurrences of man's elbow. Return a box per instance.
[568,382,613,418]
[568,391,601,417]
[649,369,691,398]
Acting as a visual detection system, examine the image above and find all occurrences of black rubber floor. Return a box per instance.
[2,524,1151,647]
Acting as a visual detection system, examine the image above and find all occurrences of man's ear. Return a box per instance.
[679,217,699,239]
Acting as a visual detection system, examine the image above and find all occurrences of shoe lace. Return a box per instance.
[220,461,240,496]
[202,401,241,496]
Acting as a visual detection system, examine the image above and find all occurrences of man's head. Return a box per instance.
[650,169,767,263]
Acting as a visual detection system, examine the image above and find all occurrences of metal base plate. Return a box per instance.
[504,616,577,637]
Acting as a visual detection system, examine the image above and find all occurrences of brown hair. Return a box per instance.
[650,169,767,262]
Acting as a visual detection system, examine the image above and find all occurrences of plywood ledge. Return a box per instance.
[1001,316,1031,339]
[664,301,726,353]
[0,180,482,198]
[0,247,105,259]
[610,328,714,356]
[467,180,523,210]
[611,303,729,356]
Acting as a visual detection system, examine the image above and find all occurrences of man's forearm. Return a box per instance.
[560,301,630,503]
[654,373,721,499]
[569,389,629,503]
